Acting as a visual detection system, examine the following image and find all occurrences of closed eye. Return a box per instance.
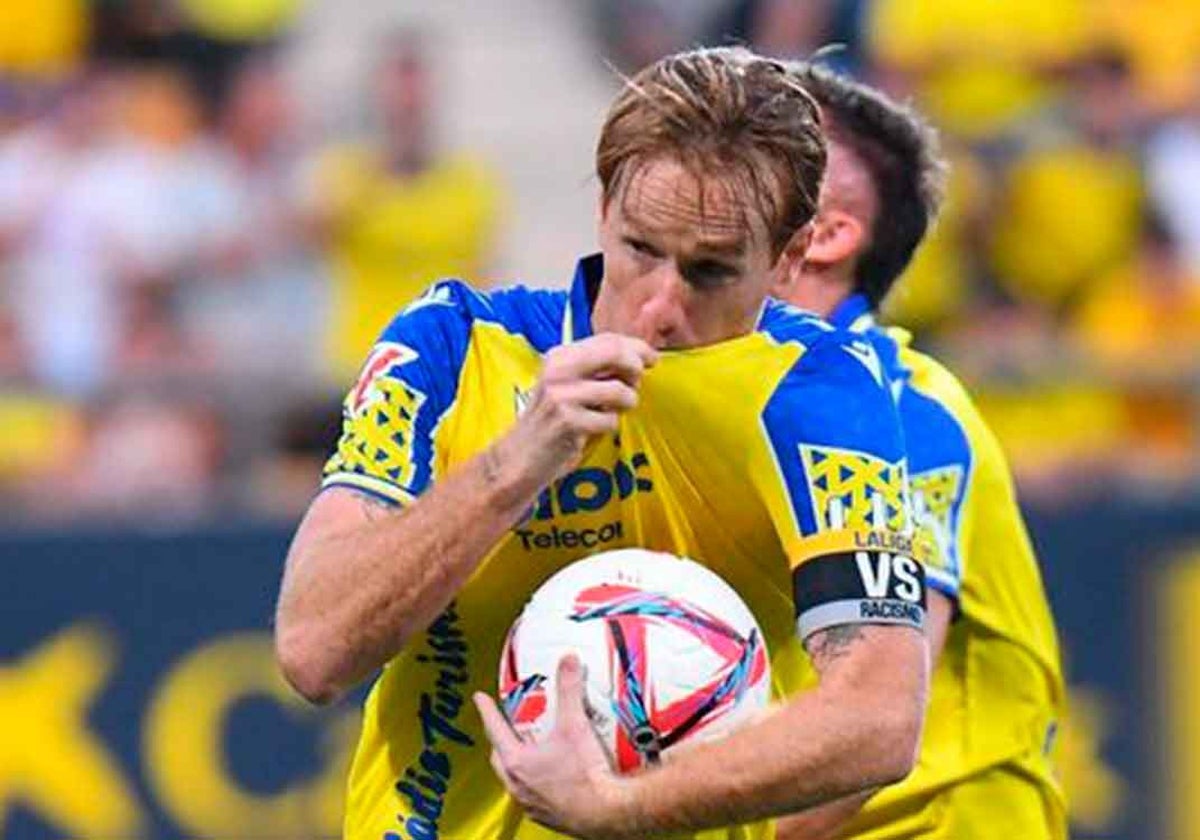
[681,259,738,289]
[624,236,663,259]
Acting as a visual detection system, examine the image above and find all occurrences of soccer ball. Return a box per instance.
[498,548,771,772]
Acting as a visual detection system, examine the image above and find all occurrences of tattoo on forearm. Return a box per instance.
[352,489,399,522]
[804,624,866,668]
[481,447,503,485]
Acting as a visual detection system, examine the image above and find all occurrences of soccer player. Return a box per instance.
[773,64,1068,839]
[275,48,932,840]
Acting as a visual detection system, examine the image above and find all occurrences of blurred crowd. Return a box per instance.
[0,1,500,522]
[1,0,1198,524]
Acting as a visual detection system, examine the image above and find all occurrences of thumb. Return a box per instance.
[555,652,590,728]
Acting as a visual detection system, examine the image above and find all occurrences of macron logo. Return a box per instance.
[404,284,457,314]
[843,341,884,387]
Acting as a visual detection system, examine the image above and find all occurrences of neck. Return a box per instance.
[784,266,855,319]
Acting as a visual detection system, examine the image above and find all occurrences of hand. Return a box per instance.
[474,655,635,839]
[502,333,658,489]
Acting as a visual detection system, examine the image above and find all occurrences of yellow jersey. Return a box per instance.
[829,296,1067,839]
[322,256,929,840]
[312,145,500,379]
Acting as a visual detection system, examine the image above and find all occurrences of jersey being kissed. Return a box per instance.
[322,256,927,840]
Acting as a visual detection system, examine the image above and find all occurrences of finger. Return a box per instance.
[473,691,523,757]
[556,379,639,413]
[488,748,517,791]
[568,406,621,437]
[554,653,590,730]
[547,335,656,385]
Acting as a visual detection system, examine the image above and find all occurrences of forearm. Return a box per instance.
[615,627,926,834]
[774,791,874,840]
[276,436,541,702]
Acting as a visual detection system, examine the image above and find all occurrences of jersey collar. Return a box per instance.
[829,293,877,334]
[562,253,602,344]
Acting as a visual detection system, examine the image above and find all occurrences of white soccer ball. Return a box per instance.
[498,548,771,772]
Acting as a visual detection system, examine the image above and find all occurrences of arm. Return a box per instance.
[774,591,953,840]
[475,329,932,837]
[476,620,927,838]
[276,436,542,704]
[275,333,657,704]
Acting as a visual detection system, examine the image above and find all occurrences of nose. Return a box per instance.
[639,265,690,349]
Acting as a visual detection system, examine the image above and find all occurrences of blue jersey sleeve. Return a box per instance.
[321,282,475,505]
[763,330,910,539]
[897,381,972,601]
[761,329,930,638]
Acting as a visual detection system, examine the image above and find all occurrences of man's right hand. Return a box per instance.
[498,333,658,492]
[276,333,656,704]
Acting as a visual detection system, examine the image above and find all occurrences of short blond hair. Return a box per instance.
[597,47,826,256]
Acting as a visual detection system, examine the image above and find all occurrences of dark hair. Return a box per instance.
[788,63,946,307]
[598,47,826,257]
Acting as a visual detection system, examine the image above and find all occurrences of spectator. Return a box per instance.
[1146,95,1200,273]
[866,0,1089,141]
[303,31,502,381]
[180,52,323,389]
[987,50,1144,315]
[25,389,226,522]
[1070,211,1200,378]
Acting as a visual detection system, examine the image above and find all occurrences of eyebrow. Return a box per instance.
[623,219,748,261]
[690,238,747,259]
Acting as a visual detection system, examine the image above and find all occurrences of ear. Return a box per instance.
[804,208,866,268]
[770,223,813,296]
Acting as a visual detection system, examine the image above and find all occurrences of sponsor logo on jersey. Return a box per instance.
[348,342,419,415]
[515,520,625,552]
[530,452,653,521]
[514,451,652,551]
[388,604,472,840]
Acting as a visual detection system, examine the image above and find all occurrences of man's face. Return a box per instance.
[593,156,790,349]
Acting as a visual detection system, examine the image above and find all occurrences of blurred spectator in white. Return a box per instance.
[0,70,117,395]
[304,31,501,381]
[0,74,109,385]
[180,51,323,390]
[1146,94,1200,273]
[7,65,222,398]
[21,389,226,522]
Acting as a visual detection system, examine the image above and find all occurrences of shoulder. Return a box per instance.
[373,280,568,377]
[762,306,903,463]
[757,314,909,538]
[893,338,1000,474]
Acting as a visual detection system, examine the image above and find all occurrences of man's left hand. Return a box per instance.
[474,654,635,839]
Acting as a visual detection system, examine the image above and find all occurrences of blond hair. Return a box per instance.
[597,47,826,255]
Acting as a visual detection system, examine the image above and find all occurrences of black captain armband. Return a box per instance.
[792,530,928,639]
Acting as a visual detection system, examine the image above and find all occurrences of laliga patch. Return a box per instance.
[348,342,419,415]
